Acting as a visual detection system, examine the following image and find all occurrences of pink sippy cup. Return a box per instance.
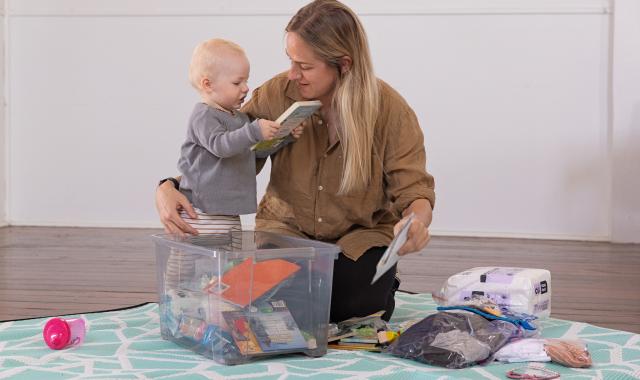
[43,317,87,350]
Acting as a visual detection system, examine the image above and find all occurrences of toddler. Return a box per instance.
[165,38,302,288]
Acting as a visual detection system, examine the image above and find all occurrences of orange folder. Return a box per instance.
[220,258,300,307]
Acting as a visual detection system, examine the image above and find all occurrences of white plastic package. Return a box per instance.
[435,267,551,318]
[494,338,551,363]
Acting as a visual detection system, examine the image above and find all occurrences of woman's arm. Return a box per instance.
[379,84,436,255]
[155,178,199,235]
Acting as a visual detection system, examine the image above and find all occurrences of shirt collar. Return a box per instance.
[203,100,236,116]
[284,76,304,102]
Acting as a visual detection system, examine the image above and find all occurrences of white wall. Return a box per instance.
[0,0,6,227]
[7,0,637,242]
[611,0,640,243]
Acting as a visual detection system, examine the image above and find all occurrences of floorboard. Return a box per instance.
[1,226,638,334]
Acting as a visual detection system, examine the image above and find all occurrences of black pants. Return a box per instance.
[270,246,398,324]
[330,246,399,323]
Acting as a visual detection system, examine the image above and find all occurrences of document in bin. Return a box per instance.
[371,213,415,284]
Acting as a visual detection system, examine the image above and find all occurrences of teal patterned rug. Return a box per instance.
[1,293,639,379]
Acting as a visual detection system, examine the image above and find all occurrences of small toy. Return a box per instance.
[43,317,87,350]
[177,315,207,341]
[377,330,399,345]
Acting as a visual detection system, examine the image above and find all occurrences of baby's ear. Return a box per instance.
[200,77,212,92]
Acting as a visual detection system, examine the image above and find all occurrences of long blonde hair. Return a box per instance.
[286,0,379,194]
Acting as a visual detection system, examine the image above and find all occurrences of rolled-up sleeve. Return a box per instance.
[382,91,436,218]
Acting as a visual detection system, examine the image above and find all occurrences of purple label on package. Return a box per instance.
[459,291,510,307]
[534,300,549,313]
[480,268,522,284]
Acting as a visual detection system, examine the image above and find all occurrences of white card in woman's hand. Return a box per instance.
[371,213,415,284]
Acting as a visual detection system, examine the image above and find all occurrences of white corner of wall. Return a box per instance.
[0,0,6,227]
[4,0,629,243]
[610,0,640,244]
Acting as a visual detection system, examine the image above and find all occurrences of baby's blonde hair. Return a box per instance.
[188,38,246,90]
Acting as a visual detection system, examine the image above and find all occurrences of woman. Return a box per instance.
[156,0,435,322]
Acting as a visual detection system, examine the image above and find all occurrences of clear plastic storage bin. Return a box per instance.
[152,231,340,365]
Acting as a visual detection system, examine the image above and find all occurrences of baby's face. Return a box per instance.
[206,52,250,111]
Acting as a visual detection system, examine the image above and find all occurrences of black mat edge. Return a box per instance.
[2,291,420,323]
[0,302,157,323]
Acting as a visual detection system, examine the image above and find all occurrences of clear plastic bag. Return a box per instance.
[544,339,592,368]
[384,311,518,368]
[433,293,542,338]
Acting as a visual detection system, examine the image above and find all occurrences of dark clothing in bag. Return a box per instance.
[386,311,518,368]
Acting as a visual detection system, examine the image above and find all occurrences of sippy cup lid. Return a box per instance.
[43,318,71,350]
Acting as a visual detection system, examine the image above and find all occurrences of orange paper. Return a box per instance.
[220,258,300,307]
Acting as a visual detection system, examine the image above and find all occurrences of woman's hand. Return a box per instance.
[155,181,199,236]
[395,199,433,256]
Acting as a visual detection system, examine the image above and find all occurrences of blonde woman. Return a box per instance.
[156,0,435,323]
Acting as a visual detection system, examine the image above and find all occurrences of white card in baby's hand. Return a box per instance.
[371,213,415,285]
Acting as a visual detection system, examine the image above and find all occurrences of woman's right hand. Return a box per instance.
[155,181,199,236]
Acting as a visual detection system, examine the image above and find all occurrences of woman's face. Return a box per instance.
[285,32,338,102]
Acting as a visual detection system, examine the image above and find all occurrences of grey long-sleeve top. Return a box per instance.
[178,103,269,215]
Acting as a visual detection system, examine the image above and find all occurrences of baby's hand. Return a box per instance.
[258,119,281,140]
[291,121,306,139]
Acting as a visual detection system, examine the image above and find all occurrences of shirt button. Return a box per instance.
[317,217,323,223]
[318,185,324,191]
[318,119,323,125]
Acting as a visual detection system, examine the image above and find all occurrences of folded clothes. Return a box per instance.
[495,338,592,368]
[494,339,551,363]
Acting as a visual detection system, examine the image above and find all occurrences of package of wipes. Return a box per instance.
[435,267,551,318]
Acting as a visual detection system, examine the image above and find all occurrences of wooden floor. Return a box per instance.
[1,226,639,334]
